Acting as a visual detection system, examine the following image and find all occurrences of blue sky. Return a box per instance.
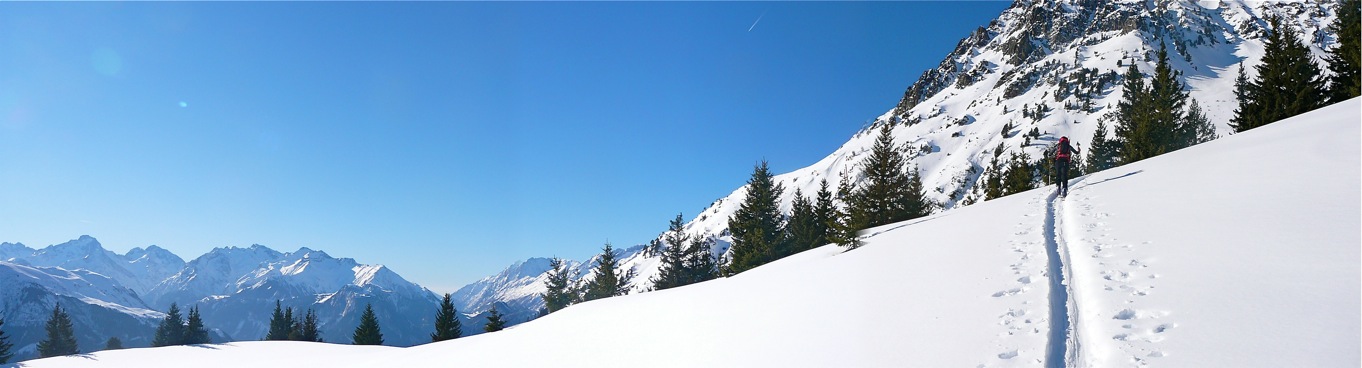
[0,1,1010,293]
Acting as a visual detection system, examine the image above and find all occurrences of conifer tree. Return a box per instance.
[1113,60,1150,164]
[1234,16,1328,132]
[298,309,322,342]
[1180,99,1217,147]
[1086,120,1120,172]
[351,304,384,345]
[0,315,13,363]
[650,214,692,291]
[184,306,210,345]
[104,337,122,351]
[582,242,634,301]
[726,160,786,274]
[829,172,864,248]
[541,257,576,313]
[1327,0,1361,102]
[265,300,291,341]
[483,306,506,333]
[812,179,836,248]
[431,293,462,342]
[284,307,300,341]
[682,236,718,285]
[1148,42,1188,152]
[782,189,818,256]
[38,304,79,358]
[844,124,919,230]
[152,303,186,347]
[1230,62,1254,132]
[1000,152,1036,196]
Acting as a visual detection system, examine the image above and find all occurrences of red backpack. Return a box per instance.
[1055,137,1071,160]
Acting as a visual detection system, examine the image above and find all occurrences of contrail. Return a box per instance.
[748,11,765,32]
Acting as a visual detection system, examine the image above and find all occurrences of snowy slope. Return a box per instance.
[0,261,164,362]
[17,97,1357,367]
[452,0,1349,312]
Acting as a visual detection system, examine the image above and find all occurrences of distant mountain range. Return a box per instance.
[0,236,466,362]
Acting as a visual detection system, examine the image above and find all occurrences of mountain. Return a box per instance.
[147,246,441,346]
[450,0,1348,317]
[1,236,185,296]
[0,261,163,362]
[18,96,1358,367]
[0,238,442,363]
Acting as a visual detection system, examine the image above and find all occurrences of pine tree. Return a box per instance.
[0,315,13,363]
[38,304,79,358]
[104,337,123,351]
[811,179,836,248]
[431,293,462,342]
[1235,15,1328,132]
[541,257,576,313]
[1327,0,1361,102]
[1113,60,1151,164]
[483,306,506,333]
[725,160,786,274]
[1230,62,1254,132]
[782,189,818,256]
[650,214,692,291]
[582,242,634,301]
[1086,120,1120,172]
[1000,152,1035,196]
[1181,98,1217,146]
[265,300,291,341]
[298,309,322,342]
[284,307,300,341]
[152,302,186,347]
[829,172,863,248]
[682,236,718,285]
[1148,42,1188,153]
[184,306,210,345]
[844,124,920,231]
[351,304,384,345]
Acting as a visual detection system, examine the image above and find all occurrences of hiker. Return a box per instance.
[1055,136,1080,196]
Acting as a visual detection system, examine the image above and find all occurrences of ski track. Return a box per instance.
[1044,187,1071,368]
[1063,180,1172,366]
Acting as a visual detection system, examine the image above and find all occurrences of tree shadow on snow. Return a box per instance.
[1072,170,1143,191]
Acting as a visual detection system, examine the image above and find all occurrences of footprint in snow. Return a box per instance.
[997,350,1019,359]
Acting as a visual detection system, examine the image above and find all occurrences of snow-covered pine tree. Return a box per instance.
[650,214,692,291]
[1147,42,1188,153]
[1230,62,1253,132]
[104,337,122,350]
[152,303,186,347]
[541,257,576,313]
[483,306,506,333]
[265,300,292,340]
[1181,99,1216,147]
[582,242,634,301]
[351,304,384,345]
[431,293,462,342]
[0,315,12,363]
[726,160,785,274]
[1235,15,1327,132]
[1327,0,1361,102]
[812,179,836,248]
[299,309,322,342]
[37,304,78,358]
[184,306,210,345]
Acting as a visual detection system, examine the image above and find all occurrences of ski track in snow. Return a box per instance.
[1044,187,1071,368]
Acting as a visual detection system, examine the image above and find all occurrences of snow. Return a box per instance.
[16,98,1357,367]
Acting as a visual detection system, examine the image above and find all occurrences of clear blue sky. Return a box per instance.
[0,1,1010,293]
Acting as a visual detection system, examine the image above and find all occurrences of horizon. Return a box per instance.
[0,1,1012,293]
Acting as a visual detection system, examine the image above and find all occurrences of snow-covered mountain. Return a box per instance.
[19,97,1358,368]
[0,238,444,362]
[0,261,163,362]
[451,0,1349,317]
[1,236,185,296]
[145,245,442,346]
